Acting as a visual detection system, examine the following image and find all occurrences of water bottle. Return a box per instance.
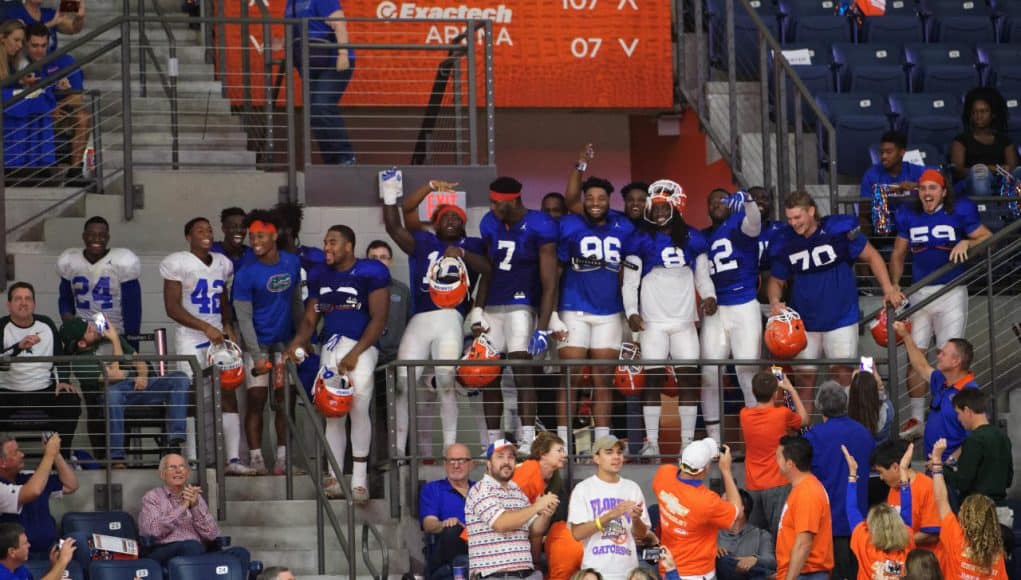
[272,351,285,389]
[452,566,466,580]
[293,347,307,364]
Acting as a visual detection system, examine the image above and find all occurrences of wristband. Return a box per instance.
[594,516,603,531]
[848,477,858,482]
[575,161,587,173]
[931,469,943,475]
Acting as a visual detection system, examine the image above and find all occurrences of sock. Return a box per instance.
[276,445,286,463]
[557,425,569,445]
[522,425,536,445]
[642,406,661,443]
[352,460,368,489]
[594,426,610,441]
[184,417,197,462]
[249,448,263,465]
[679,406,698,450]
[440,391,458,449]
[325,417,347,477]
[488,429,502,445]
[706,422,722,443]
[224,413,241,461]
[910,397,926,423]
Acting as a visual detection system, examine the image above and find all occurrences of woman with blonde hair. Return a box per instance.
[931,437,1006,580]
[0,20,26,81]
[841,443,915,579]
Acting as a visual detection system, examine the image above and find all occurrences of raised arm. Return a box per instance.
[894,321,934,382]
[929,438,952,519]
[564,144,593,215]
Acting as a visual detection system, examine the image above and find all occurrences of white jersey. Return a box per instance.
[567,475,650,580]
[159,251,233,345]
[57,248,141,332]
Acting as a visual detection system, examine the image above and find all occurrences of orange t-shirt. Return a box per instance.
[850,521,914,580]
[886,473,943,561]
[652,465,739,576]
[740,405,803,490]
[512,459,546,503]
[776,474,834,579]
[545,520,584,580]
[940,512,1008,580]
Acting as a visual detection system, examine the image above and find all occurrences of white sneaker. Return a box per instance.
[249,454,269,475]
[516,439,533,458]
[226,459,256,476]
[351,476,370,502]
[640,441,660,457]
[324,477,345,499]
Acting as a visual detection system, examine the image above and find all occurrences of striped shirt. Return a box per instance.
[138,485,219,545]
[465,474,534,577]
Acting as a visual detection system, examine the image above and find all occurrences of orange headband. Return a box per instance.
[432,204,467,225]
[919,169,945,188]
[248,220,277,234]
[489,190,521,202]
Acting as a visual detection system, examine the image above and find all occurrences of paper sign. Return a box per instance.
[904,149,926,165]
[782,49,813,66]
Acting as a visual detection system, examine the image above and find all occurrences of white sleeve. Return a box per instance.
[112,249,142,281]
[694,254,717,300]
[0,483,21,514]
[740,200,762,237]
[632,481,651,526]
[567,480,589,526]
[622,257,642,319]
[56,249,76,280]
[159,253,183,282]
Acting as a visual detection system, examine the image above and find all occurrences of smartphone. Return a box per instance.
[59,0,79,12]
[640,547,662,562]
[771,365,784,382]
[42,431,54,442]
[859,356,874,373]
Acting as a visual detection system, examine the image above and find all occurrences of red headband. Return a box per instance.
[919,169,945,188]
[489,190,521,202]
[248,220,277,234]
[432,204,467,225]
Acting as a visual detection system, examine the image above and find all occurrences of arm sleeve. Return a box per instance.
[756,528,777,571]
[189,497,221,542]
[899,482,913,528]
[58,278,75,316]
[419,483,438,524]
[961,200,983,236]
[694,254,717,300]
[740,200,762,237]
[944,437,979,494]
[845,479,864,530]
[121,279,142,347]
[233,300,263,354]
[622,256,642,318]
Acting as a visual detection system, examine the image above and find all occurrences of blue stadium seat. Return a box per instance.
[90,559,164,580]
[903,115,961,157]
[24,559,85,580]
[1004,93,1021,148]
[922,0,996,42]
[788,14,853,42]
[860,14,924,43]
[832,42,907,95]
[881,0,917,15]
[167,553,247,580]
[61,511,139,541]
[868,142,945,167]
[816,92,890,177]
[770,44,834,128]
[888,92,961,132]
[707,0,781,80]
[777,0,840,40]
[996,67,1021,94]
[904,43,979,93]
[998,3,1021,43]
[977,44,1021,86]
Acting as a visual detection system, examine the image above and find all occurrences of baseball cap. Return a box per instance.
[591,435,625,455]
[681,437,720,473]
[485,438,515,459]
[58,318,89,352]
[919,168,945,188]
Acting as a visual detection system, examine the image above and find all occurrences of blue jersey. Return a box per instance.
[769,215,867,332]
[314,258,391,341]
[408,231,486,316]
[758,220,785,271]
[296,244,328,303]
[558,212,635,315]
[479,209,558,307]
[233,251,301,345]
[703,212,760,306]
[624,227,708,276]
[895,199,982,286]
[211,242,254,276]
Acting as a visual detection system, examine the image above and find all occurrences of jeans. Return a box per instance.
[146,539,250,571]
[106,371,190,460]
[305,63,355,165]
[956,164,1021,198]
[716,555,771,580]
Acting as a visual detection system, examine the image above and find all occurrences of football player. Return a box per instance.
[472,176,562,455]
[57,216,142,347]
[702,189,764,425]
[889,169,990,439]
[541,192,567,220]
[160,217,234,466]
[273,201,328,302]
[556,176,635,452]
[232,209,303,475]
[381,176,490,455]
[767,192,905,402]
[211,207,253,273]
[287,225,390,500]
[623,181,716,452]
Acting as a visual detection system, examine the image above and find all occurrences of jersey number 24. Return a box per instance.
[72,276,113,310]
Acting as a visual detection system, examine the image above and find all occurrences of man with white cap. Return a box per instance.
[652,437,741,579]
[567,435,650,580]
[464,439,558,580]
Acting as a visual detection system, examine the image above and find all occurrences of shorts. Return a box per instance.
[641,321,699,367]
[558,311,623,351]
[485,305,535,354]
[795,323,858,370]
[909,285,968,349]
[319,334,378,403]
[244,351,270,389]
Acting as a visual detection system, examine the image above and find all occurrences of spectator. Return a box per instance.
[740,369,807,534]
[572,570,603,580]
[211,206,253,273]
[20,23,90,184]
[272,201,327,304]
[419,443,472,580]
[950,87,1020,198]
[775,435,834,580]
[365,240,410,366]
[0,282,80,458]
[805,381,874,580]
[1,19,56,170]
[0,522,75,580]
[716,489,777,580]
[847,369,894,444]
[891,169,990,441]
[859,130,928,209]
[464,439,557,580]
[870,440,942,556]
[60,317,189,467]
[652,437,741,579]
[841,443,915,580]
[904,549,943,580]
[0,434,76,559]
[0,21,24,81]
[138,454,250,568]
[893,321,977,462]
[6,0,85,52]
[284,0,355,165]
[0,434,61,518]
[930,438,1008,580]
[256,567,295,580]
[513,432,573,569]
[568,435,651,580]
[944,389,1013,504]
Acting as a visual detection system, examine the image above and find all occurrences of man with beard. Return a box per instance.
[464,439,558,580]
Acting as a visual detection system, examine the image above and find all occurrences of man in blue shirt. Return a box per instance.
[0,436,77,560]
[859,131,929,237]
[419,442,473,579]
[211,207,253,274]
[0,522,75,580]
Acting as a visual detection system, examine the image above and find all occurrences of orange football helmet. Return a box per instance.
[764,308,808,359]
[428,256,470,309]
[312,366,354,418]
[870,307,911,347]
[646,179,687,220]
[613,342,646,396]
[456,334,501,389]
[207,340,244,390]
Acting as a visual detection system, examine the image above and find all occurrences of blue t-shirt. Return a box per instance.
[895,199,982,286]
[558,212,635,315]
[923,369,977,460]
[479,209,558,308]
[805,416,875,537]
[287,0,354,61]
[232,251,301,346]
[0,564,30,580]
[859,162,928,199]
[769,215,867,332]
[6,4,57,52]
[703,212,760,306]
[313,258,390,342]
[757,220,785,272]
[211,242,254,277]
[419,477,474,525]
[407,231,486,316]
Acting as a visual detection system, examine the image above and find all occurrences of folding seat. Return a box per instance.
[922,0,996,42]
[998,4,1021,43]
[860,14,924,42]
[90,559,164,580]
[772,43,834,127]
[777,0,853,43]
[24,559,85,580]
[1004,93,1021,149]
[708,0,782,80]
[881,0,917,15]
[61,511,139,541]
[976,44,1021,86]
[904,43,979,93]
[167,553,247,580]
[887,92,961,132]
[816,92,891,177]
[832,42,907,95]
[996,67,1021,94]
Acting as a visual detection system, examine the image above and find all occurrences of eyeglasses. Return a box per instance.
[444,458,472,465]
[165,464,189,471]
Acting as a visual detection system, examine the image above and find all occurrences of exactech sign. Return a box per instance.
[374,1,514,22]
